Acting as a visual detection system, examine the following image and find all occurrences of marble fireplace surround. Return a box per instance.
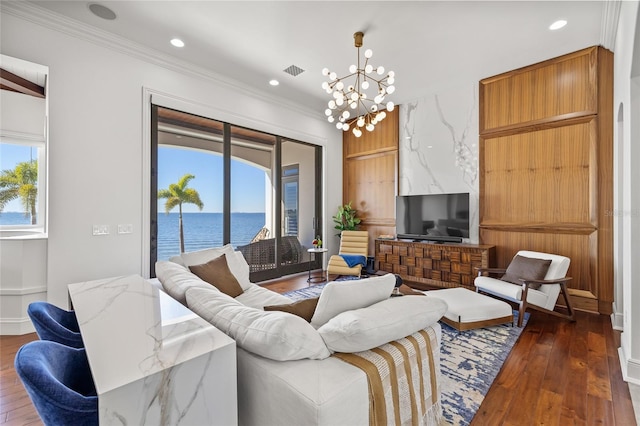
[399,84,479,243]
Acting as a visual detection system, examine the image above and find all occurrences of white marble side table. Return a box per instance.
[68,275,237,425]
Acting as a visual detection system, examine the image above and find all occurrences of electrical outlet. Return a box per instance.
[117,224,133,234]
[92,225,109,236]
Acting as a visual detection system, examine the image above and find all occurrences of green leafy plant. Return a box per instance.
[158,173,204,253]
[0,160,38,224]
[332,202,361,236]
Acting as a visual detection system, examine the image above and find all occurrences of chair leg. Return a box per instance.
[560,282,576,322]
[517,300,527,327]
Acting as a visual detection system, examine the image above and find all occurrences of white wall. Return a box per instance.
[0,7,341,312]
[614,0,640,385]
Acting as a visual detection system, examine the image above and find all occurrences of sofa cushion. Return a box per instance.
[155,260,211,305]
[188,253,244,298]
[317,295,448,353]
[310,274,395,328]
[186,286,331,361]
[501,255,552,289]
[235,284,293,309]
[264,298,320,322]
[171,245,253,291]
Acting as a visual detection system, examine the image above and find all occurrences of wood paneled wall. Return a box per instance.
[343,108,399,255]
[479,46,613,314]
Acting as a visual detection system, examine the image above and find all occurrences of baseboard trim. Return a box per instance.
[619,346,640,385]
[611,302,624,331]
[0,317,35,335]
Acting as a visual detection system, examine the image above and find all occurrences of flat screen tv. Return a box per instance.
[396,192,470,243]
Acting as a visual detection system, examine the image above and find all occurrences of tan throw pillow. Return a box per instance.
[264,298,319,322]
[189,253,244,298]
[500,255,552,289]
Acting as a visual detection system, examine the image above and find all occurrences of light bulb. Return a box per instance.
[333,91,341,99]
[322,68,329,76]
[353,128,362,137]
[343,122,350,131]
[377,66,385,75]
[336,97,344,106]
[378,111,387,120]
[347,85,355,93]
[374,95,383,104]
[388,71,395,78]
[387,86,395,94]
[328,100,336,109]
[364,49,373,58]
[329,72,337,81]
[321,81,329,90]
[350,92,359,101]
[370,104,378,112]
[342,110,350,119]
[361,80,369,90]
[336,81,344,91]
[386,101,395,111]
[326,87,333,94]
[387,77,395,85]
[350,102,357,109]
[365,64,373,74]
[349,64,357,73]
[366,123,375,132]
[336,122,343,129]
[357,117,365,127]
[328,116,335,123]
[325,108,332,116]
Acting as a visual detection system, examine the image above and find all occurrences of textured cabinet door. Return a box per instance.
[375,239,495,290]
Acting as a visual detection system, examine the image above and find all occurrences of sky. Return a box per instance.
[0,143,266,214]
[157,146,266,213]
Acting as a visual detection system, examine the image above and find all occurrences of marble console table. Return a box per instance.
[68,275,237,425]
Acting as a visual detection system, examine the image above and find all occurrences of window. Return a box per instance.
[282,165,299,236]
[0,55,48,232]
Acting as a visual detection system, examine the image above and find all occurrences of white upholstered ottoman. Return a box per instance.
[426,287,513,331]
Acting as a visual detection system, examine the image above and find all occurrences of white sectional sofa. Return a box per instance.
[153,244,448,425]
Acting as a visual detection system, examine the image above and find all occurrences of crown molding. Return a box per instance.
[600,0,622,51]
[1,1,321,120]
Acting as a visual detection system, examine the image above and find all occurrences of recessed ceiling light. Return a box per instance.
[549,20,567,30]
[88,3,116,20]
[269,79,280,86]
[170,38,185,48]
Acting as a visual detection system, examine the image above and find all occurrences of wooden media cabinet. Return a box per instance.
[375,239,495,291]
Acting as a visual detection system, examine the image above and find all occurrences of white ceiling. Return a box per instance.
[27,1,614,115]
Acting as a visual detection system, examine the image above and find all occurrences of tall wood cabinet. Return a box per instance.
[479,46,613,314]
[342,108,399,255]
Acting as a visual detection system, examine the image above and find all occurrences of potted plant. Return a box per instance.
[332,202,361,236]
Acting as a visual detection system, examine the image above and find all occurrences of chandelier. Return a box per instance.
[322,31,395,138]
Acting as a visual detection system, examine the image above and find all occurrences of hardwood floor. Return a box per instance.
[1,273,636,425]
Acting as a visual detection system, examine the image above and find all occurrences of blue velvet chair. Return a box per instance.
[14,340,98,426]
[27,301,84,348]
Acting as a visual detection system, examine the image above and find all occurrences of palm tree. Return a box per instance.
[158,174,204,253]
[0,160,38,224]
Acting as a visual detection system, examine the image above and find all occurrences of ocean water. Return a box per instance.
[157,212,265,260]
[0,212,32,225]
[0,211,266,261]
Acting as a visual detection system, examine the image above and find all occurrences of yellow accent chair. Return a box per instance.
[326,230,369,279]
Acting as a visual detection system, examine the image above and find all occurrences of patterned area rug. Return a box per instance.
[283,283,528,425]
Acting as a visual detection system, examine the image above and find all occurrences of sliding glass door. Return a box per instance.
[150,106,322,281]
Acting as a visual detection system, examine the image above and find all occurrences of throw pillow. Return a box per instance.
[189,254,244,298]
[317,295,448,353]
[264,298,319,322]
[501,255,552,289]
[155,260,213,305]
[310,273,395,328]
[179,244,234,267]
[186,286,330,361]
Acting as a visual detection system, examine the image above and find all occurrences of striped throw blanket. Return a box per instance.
[333,327,444,426]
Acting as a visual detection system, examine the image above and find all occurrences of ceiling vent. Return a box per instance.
[283,65,305,77]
